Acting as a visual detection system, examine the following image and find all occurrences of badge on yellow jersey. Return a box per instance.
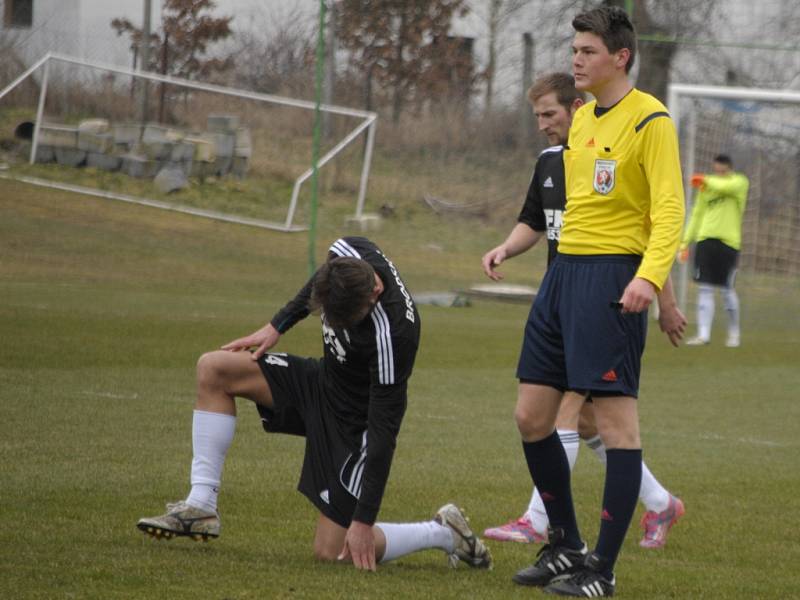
[594,159,616,195]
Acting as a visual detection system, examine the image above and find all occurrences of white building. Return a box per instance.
[1,0,161,68]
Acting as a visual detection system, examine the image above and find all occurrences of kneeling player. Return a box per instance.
[137,237,491,571]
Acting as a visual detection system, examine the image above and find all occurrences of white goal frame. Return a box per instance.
[0,52,378,232]
[667,82,800,310]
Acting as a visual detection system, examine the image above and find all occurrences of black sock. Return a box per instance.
[594,448,642,578]
[522,431,582,549]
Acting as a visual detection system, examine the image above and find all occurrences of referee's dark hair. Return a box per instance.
[310,257,376,329]
[573,6,637,73]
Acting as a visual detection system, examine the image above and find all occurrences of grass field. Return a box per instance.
[2,178,799,599]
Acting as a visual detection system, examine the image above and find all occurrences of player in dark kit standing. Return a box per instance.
[137,237,491,572]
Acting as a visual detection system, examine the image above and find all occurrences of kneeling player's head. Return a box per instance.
[311,257,379,329]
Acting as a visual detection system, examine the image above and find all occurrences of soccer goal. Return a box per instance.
[0,52,377,232]
[667,83,800,309]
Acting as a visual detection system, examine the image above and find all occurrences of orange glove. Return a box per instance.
[678,247,689,264]
[690,173,705,189]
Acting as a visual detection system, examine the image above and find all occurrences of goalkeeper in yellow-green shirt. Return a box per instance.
[680,155,749,347]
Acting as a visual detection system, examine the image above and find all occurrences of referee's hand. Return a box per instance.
[619,277,656,313]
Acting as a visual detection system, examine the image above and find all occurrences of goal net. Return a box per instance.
[0,53,377,232]
[668,83,800,310]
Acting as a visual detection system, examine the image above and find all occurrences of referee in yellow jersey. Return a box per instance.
[510,7,684,597]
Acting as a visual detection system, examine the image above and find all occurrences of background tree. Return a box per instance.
[336,0,472,122]
[112,0,234,82]
[478,0,530,112]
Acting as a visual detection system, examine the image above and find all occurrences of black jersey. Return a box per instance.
[270,237,420,524]
[517,145,566,266]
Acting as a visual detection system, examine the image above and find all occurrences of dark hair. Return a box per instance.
[310,257,376,329]
[713,154,733,167]
[572,6,637,73]
[527,72,586,110]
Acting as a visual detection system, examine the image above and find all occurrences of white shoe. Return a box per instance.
[685,336,709,346]
[725,333,740,348]
[434,503,492,569]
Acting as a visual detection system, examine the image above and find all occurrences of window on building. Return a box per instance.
[4,0,34,28]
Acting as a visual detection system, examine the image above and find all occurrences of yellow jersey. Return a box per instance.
[560,88,685,290]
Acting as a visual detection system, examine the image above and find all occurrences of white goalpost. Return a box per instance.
[0,52,378,232]
[667,82,800,310]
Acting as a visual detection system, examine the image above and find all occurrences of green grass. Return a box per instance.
[1,178,799,599]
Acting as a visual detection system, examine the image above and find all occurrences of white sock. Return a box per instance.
[377,521,454,563]
[639,462,671,513]
[587,435,671,513]
[185,410,236,513]
[584,434,607,464]
[526,429,580,532]
[696,284,715,341]
[723,285,740,338]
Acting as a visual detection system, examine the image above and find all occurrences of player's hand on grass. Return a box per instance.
[658,302,687,347]
[338,520,377,572]
[481,246,507,281]
[220,323,281,359]
[619,277,656,313]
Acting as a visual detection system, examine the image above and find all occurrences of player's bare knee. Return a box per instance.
[196,351,229,392]
[515,405,550,441]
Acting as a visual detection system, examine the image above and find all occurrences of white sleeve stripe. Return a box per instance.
[371,302,394,384]
[330,238,362,258]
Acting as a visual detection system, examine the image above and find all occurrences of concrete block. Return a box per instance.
[38,125,78,148]
[78,131,113,153]
[112,123,142,147]
[207,114,239,133]
[87,152,122,171]
[122,153,159,178]
[34,145,55,163]
[170,141,195,162]
[78,119,110,134]
[55,147,87,167]
[231,156,249,178]
[186,137,215,162]
[234,128,252,158]
[212,156,233,176]
[154,164,189,193]
[210,132,235,158]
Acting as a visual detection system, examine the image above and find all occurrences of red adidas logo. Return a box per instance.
[586,137,596,147]
[601,509,613,521]
[601,369,618,382]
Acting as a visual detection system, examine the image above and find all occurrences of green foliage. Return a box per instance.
[1,179,799,598]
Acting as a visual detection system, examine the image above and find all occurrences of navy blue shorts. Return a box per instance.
[516,254,648,398]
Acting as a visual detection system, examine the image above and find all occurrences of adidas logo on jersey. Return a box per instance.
[543,176,554,188]
[320,489,330,504]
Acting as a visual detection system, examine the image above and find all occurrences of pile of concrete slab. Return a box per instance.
[33,115,251,192]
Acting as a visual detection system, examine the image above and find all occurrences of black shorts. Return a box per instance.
[256,352,366,528]
[693,238,738,287]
